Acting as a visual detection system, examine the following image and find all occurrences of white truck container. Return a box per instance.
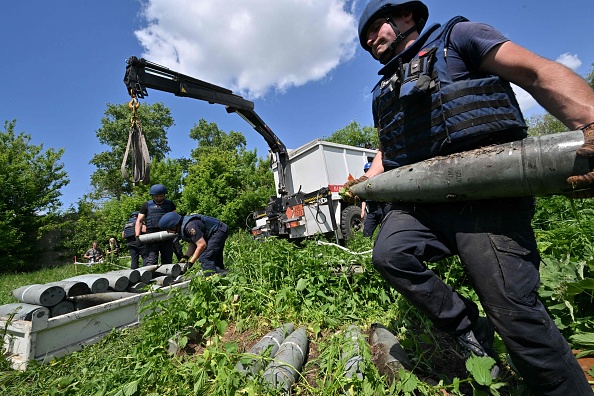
[252,139,376,241]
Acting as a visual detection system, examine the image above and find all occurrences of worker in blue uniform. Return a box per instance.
[158,212,229,276]
[343,1,594,394]
[135,184,176,266]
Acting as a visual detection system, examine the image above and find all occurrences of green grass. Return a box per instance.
[1,196,593,395]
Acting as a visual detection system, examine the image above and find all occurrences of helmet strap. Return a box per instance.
[378,17,419,64]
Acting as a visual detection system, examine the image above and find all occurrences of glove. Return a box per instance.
[135,235,142,244]
[339,175,368,202]
[567,123,594,188]
[179,255,190,263]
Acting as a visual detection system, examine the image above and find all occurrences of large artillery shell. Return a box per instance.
[152,275,173,286]
[69,292,137,304]
[236,323,295,376]
[49,300,75,318]
[0,303,49,321]
[136,267,154,283]
[351,130,591,202]
[63,275,109,293]
[46,281,90,298]
[106,269,140,284]
[370,323,412,383]
[12,284,65,307]
[154,264,181,278]
[102,273,129,292]
[138,231,176,244]
[262,327,308,392]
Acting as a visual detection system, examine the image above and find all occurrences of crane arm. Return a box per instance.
[124,56,288,195]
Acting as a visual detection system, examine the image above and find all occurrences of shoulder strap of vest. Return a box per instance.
[424,16,468,84]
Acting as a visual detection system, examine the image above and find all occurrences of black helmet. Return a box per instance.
[159,212,182,231]
[358,0,428,54]
[149,184,168,195]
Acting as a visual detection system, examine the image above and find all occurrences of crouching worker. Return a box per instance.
[159,212,229,276]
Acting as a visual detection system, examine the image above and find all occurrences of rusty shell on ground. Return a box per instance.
[0,303,49,321]
[370,323,413,383]
[12,284,65,307]
[351,130,592,202]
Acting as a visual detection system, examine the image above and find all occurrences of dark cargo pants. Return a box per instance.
[199,223,229,272]
[372,197,591,395]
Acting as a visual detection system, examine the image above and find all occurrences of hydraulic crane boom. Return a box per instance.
[123,56,289,195]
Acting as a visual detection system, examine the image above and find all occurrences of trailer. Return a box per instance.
[251,139,376,240]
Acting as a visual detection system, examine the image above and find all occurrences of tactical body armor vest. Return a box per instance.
[180,214,221,242]
[123,216,137,239]
[372,16,527,168]
[145,200,175,231]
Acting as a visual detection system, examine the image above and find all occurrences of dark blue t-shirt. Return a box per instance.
[445,21,509,80]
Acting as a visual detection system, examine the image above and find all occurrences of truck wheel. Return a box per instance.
[340,206,363,240]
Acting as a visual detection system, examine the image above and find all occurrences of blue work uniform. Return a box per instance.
[371,18,590,394]
[179,214,229,273]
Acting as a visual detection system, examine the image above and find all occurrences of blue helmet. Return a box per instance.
[364,162,373,171]
[358,0,428,55]
[149,184,168,195]
[130,211,139,217]
[159,212,182,231]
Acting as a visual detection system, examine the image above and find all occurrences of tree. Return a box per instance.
[323,120,378,148]
[180,120,274,230]
[89,102,173,200]
[0,120,69,271]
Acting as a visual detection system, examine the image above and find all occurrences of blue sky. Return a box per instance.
[1,0,593,209]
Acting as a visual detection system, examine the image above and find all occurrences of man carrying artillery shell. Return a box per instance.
[342,1,594,394]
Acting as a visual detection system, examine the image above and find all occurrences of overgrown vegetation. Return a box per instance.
[1,194,593,395]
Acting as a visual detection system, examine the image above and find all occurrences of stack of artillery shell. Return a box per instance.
[261,327,309,393]
[12,284,65,307]
[63,275,109,293]
[0,303,49,321]
[236,323,295,377]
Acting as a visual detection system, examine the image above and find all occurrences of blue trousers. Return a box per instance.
[373,198,590,395]
[127,240,146,269]
[144,239,174,266]
[199,223,229,272]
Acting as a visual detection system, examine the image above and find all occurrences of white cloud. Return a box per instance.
[556,52,582,71]
[135,0,357,98]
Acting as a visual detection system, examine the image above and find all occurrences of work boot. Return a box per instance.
[456,317,500,379]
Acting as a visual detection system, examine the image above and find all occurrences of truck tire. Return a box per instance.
[340,206,363,240]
